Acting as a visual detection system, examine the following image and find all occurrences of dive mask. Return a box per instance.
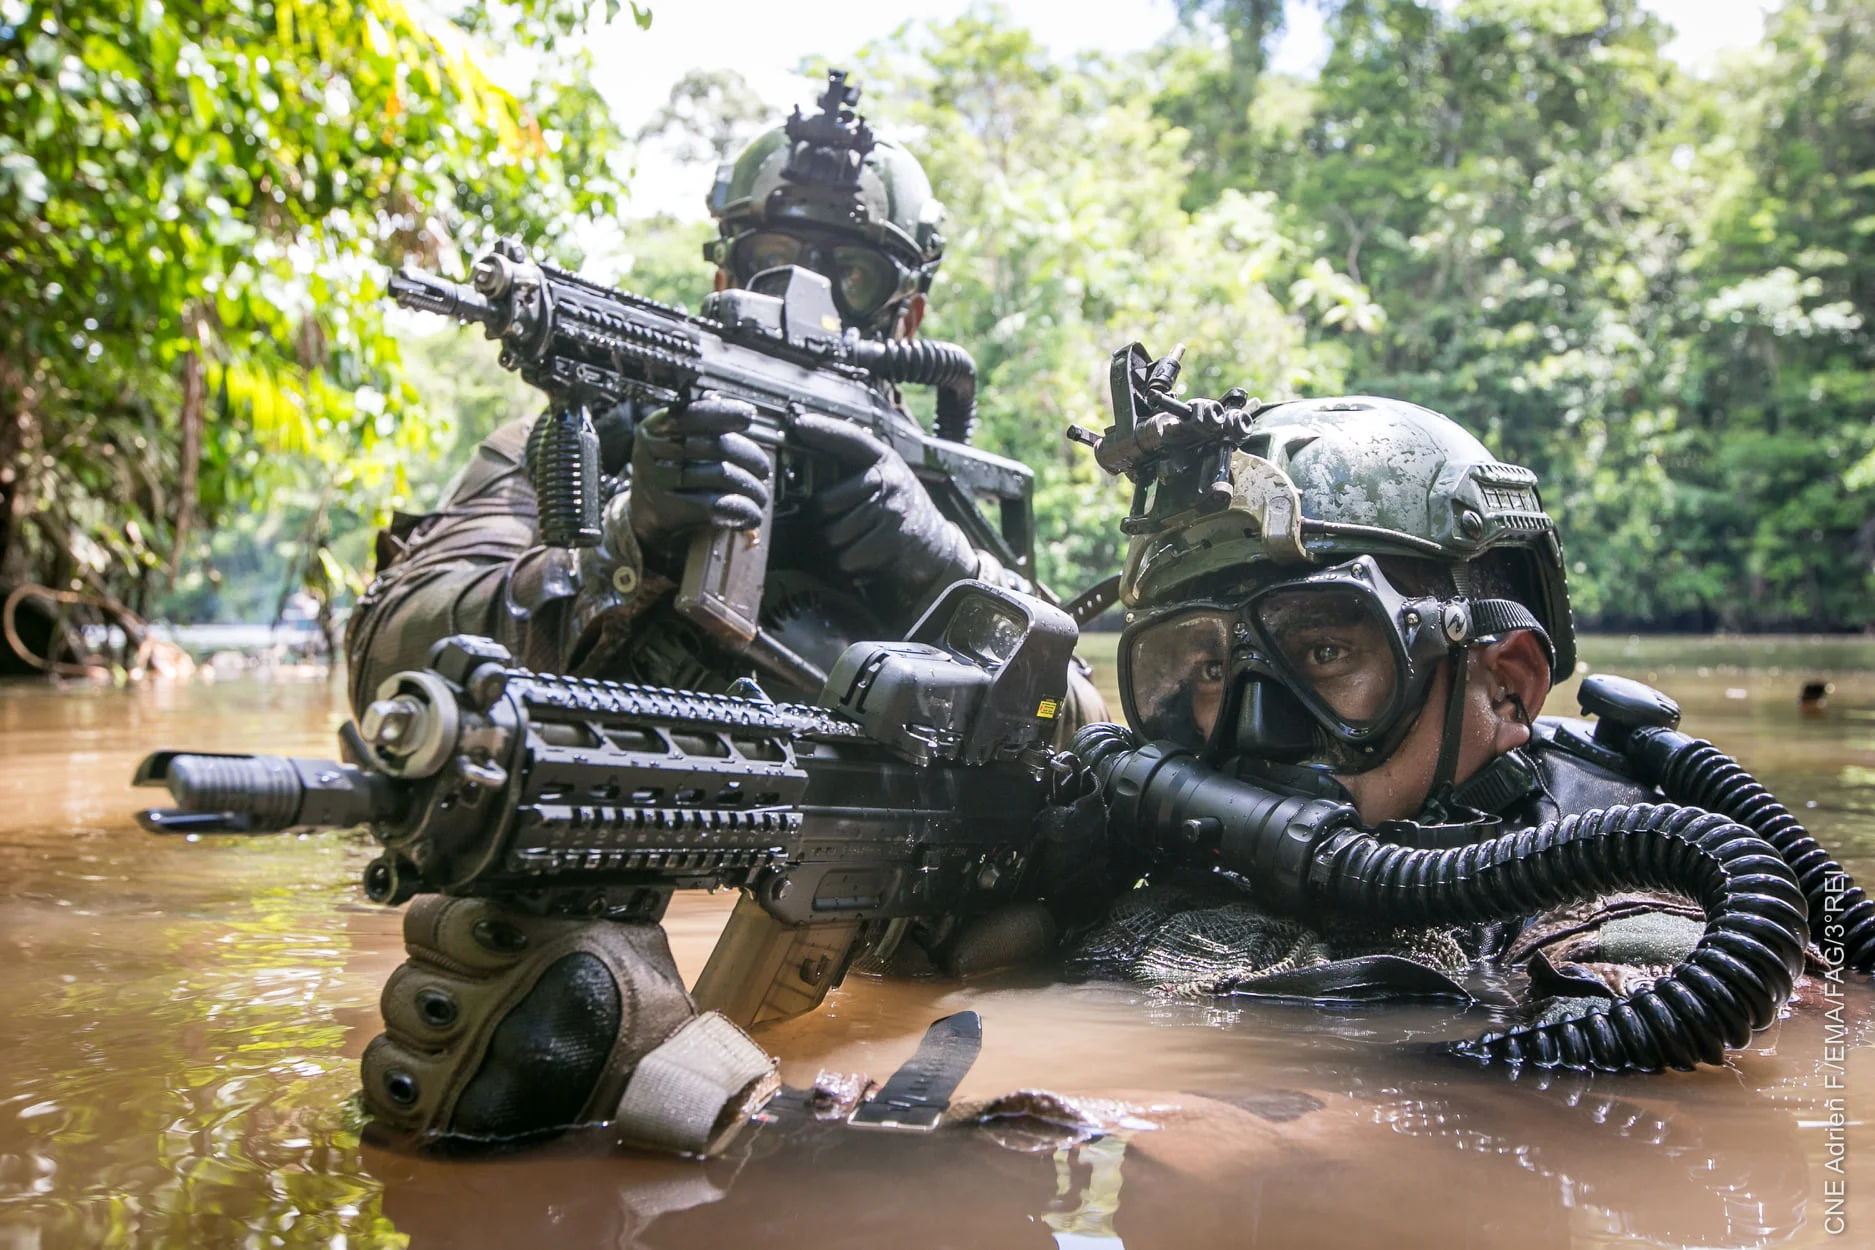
[713,228,917,323]
[1118,555,1548,773]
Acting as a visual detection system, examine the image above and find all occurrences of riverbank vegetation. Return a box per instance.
[2,0,1869,656]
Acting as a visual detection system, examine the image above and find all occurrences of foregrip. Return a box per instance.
[529,407,602,548]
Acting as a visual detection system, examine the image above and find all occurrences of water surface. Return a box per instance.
[2,636,1872,1248]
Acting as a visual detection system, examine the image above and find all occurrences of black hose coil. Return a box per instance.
[1633,729,1875,972]
[1313,803,1808,1072]
[850,338,977,444]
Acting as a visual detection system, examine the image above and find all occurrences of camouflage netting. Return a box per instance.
[1066,883,1470,996]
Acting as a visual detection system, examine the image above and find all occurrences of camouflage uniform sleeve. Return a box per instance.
[343,418,670,715]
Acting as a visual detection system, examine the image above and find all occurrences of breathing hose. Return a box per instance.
[1631,728,1875,972]
[1577,673,1875,973]
[1073,725,1808,1073]
[849,338,977,444]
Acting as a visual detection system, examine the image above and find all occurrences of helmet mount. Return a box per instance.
[781,70,875,191]
[1072,341,1575,673]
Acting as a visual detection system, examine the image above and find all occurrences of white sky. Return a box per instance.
[589,0,1776,218]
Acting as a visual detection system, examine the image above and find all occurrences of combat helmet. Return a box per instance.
[1121,400,1573,664]
[704,70,945,335]
[1085,343,1575,789]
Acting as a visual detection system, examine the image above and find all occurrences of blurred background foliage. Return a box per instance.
[1,0,1870,645]
[0,0,633,644]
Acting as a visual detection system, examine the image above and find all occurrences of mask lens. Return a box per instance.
[831,246,898,316]
[1123,610,1232,748]
[1252,586,1401,732]
[736,231,804,278]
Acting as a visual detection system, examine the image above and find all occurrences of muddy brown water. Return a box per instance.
[2,635,1873,1249]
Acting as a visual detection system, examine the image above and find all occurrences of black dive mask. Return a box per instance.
[715,227,918,327]
[1118,556,1551,775]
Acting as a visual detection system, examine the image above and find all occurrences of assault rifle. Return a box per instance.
[390,240,1036,692]
[133,583,1078,1028]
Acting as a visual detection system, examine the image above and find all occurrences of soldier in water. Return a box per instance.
[350,73,1107,1155]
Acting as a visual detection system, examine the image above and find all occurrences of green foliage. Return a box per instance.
[1153,0,1291,207]
[1159,0,1875,630]
[0,0,632,625]
[8,0,1870,634]
[635,68,771,164]
[841,8,1363,594]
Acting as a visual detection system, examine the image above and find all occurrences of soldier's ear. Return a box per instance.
[894,293,926,340]
[1480,629,1551,733]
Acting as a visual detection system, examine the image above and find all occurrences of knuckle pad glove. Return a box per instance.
[791,414,976,596]
[627,393,771,558]
[362,897,775,1154]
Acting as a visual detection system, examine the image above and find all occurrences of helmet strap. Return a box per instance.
[1428,643,1472,807]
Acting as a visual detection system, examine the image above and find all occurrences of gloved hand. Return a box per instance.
[1033,786,1121,932]
[790,413,978,600]
[628,392,772,564]
[362,896,777,1155]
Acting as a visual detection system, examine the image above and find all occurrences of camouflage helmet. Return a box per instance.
[704,71,945,293]
[1119,394,1576,673]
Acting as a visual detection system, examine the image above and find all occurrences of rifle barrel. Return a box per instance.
[134,752,396,834]
[389,268,497,329]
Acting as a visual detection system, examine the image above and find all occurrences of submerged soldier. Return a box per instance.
[348,326,1860,1161]
[362,379,1836,1155]
[1059,393,1704,997]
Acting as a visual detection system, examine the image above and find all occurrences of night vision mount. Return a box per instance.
[1068,342,1299,546]
[782,69,875,188]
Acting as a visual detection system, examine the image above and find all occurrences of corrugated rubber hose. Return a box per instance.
[1073,725,1809,1075]
[1629,726,1875,972]
[1313,803,1807,1071]
[849,338,977,444]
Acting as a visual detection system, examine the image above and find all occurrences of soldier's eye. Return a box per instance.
[741,232,802,274]
[833,246,896,314]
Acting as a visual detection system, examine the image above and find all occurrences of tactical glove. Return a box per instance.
[628,393,772,565]
[362,896,777,1155]
[790,413,978,600]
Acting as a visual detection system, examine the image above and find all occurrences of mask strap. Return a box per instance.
[1429,643,1471,803]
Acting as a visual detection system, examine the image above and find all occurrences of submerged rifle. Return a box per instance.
[390,239,1036,691]
[134,583,1078,1027]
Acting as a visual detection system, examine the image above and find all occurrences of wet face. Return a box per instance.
[1331,631,1553,824]
[1255,589,1399,728]
[1127,612,1230,748]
